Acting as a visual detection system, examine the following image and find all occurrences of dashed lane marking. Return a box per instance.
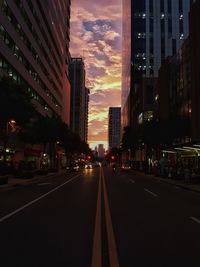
[144,188,158,197]
[190,216,200,224]
[129,179,135,183]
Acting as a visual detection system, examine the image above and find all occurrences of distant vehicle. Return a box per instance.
[112,163,116,173]
[85,162,93,169]
[121,163,131,171]
[94,161,101,167]
[66,163,79,172]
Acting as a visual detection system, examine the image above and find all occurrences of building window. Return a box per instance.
[160,0,164,12]
[168,0,172,13]
[168,18,172,35]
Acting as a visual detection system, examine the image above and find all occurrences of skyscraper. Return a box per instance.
[122,0,194,129]
[70,58,89,142]
[108,107,121,151]
[0,0,71,124]
[190,0,200,141]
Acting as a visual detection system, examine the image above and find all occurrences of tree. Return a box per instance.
[0,76,36,126]
[0,76,36,162]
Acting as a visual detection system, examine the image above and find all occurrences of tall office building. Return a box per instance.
[108,107,121,151]
[0,0,71,124]
[70,58,89,142]
[122,0,194,129]
[190,0,200,142]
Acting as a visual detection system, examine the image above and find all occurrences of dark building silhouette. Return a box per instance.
[108,107,121,151]
[70,58,89,142]
[122,0,194,130]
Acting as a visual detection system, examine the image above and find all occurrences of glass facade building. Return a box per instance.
[0,0,71,123]
[122,0,194,129]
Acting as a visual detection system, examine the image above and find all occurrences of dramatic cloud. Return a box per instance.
[70,0,122,149]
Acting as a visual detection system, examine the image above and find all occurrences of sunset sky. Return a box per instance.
[70,0,122,150]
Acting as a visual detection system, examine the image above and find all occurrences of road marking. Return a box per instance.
[129,179,135,183]
[0,174,80,223]
[91,168,102,267]
[102,168,120,267]
[190,216,200,224]
[144,188,158,197]
[37,182,52,186]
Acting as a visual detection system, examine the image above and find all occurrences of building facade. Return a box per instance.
[108,107,121,151]
[70,58,89,142]
[122,0,194,130]
[190,0,200,142]
[0,0,71,124]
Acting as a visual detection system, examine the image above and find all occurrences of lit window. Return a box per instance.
[138,32,146,39]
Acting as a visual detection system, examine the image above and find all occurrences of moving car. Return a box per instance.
[66,163,80,172]
[85,162,93,169]
[121,163,131,171]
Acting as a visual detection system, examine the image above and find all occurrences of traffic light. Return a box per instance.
[87,155,91,160]
[111,155,115,160]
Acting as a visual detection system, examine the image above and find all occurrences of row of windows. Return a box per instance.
[2,0,63,90]
[0,24,61,110]
[25,0,63,68]
[136,32,184,40]
[35,0,65,61]
[15,0,62,76]
[1,1,62,99]
[134,13,184,20]
[0,54,55,116]
[134,19,183,37]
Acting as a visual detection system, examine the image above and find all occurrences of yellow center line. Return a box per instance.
[91,168,102,267]
[102,168,120,267]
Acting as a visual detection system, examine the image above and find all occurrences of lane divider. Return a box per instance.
[129,179,135,184]
[91,168,102,267]
[0,174,81,223]
[144,188,158,197]
[102,168,120,267]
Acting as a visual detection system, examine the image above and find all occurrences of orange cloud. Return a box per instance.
[70,0,122,148]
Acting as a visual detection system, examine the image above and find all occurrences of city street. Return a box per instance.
[0,167,200,267]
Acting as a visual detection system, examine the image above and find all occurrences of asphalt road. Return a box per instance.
[0,167,200,267]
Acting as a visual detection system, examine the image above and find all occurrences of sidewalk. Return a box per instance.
[0,170,66,193]
[133,170,200,193]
